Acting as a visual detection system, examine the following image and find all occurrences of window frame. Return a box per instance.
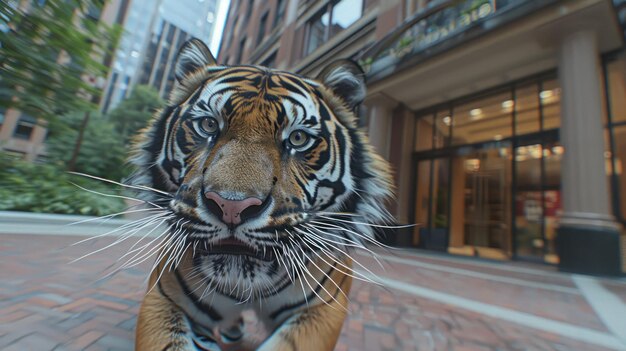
[257,12,269,46]
[273,0,287,27]
[261,51,277,68]
[303,0,364,57]
[236,36,247,63]
[602,49,626,225]
[246,0,255,21]
[13,115,37,140]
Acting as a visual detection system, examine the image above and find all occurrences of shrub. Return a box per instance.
[0,153,127,216]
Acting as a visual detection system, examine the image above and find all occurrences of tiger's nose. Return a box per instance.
[205,191,264,226]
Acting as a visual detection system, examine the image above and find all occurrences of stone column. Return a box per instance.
[364,94,401,245]
[364,94,396,159]
[557,29,622,275]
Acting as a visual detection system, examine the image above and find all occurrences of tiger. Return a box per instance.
[129,38,394,351]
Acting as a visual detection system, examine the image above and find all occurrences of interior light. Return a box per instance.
[552,146,564,155]
[470,108,482,119]
[530,146,542,159]
[501,100,514,109]
[494,134,503,141]
[540,90,554,99]
[442,116,451,126]
[465,159,480,172]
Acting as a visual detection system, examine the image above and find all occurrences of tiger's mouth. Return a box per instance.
[201,237,275,262]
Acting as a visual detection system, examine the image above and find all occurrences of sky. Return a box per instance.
[209,0,231,55]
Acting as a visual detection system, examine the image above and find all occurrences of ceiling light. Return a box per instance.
[540,90,553,99]
[501,100,514,109]
[442,116,451,126]
[470,108,482,119]
[552,146,564,155]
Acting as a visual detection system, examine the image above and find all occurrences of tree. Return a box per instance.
[44,85,163,182]
[0,0,121,121]
[46,110,128,181]
[107,85,165,145]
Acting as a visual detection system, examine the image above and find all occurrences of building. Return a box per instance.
[101,0,224,112]
[100,0,160,113]
[218,0,626,275]
[0,0,130,161]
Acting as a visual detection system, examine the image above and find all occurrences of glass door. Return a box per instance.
[513,134,562,263]
[514,142,544,260]
[448,143,512,259]
[413,159,432,247]
[412,157,450,250]
[429,158,450,250]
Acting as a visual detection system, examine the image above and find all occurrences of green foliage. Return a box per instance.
[0,0,122,121]
[42,85,163,182]
[108,85,164,144]
[0,152,126,216]
[46,110,128,181]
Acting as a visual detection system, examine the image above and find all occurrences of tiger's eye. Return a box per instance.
[200,117,219,135]
[288,130,309,148]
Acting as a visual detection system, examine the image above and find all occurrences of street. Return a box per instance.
[1,232,625,351]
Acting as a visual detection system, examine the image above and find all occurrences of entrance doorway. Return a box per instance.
[448,142,512,259]
[513,133,562,262]
[409,73,563,263]
[413,157,450,251]
[411,135,561,262]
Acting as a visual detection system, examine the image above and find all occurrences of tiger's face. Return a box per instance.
[131,39,392,301]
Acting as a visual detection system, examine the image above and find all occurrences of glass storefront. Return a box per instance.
[603,51,626,227]
[411,74,563,262]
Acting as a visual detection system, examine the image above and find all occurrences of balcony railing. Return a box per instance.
[356,0,540,79]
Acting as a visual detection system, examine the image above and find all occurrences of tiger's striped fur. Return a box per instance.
[131,39,393,351]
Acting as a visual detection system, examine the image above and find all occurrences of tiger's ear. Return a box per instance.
[317,59,366,110]
[174,38,216,82]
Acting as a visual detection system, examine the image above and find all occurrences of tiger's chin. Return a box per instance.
[189,240,288,302]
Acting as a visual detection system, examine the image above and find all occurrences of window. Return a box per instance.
[86,2,102,21]
[246,0,254,20]
[236,37,247,63]
[305,10,329,55]
[261,52,277,68]
[612,126,626,221]
[330,0,362,37]
[257,12,268,46]
[225,18,238,52]
[0,108,5,130]
[13,115,36,140]
[606,58,626,123]
[604,53,626,224]
[101,72,118,114]
[414,113,433,151]
[304,0,363,56]
[515,83,540,135]
[540,79,561,130]
[452,90,513,145]
[274,0,287,27]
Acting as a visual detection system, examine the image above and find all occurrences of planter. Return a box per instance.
[419,227,448,251]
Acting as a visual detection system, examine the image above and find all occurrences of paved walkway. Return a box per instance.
[1,233,625,351]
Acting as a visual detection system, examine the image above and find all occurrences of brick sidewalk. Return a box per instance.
[1,233,625,351]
